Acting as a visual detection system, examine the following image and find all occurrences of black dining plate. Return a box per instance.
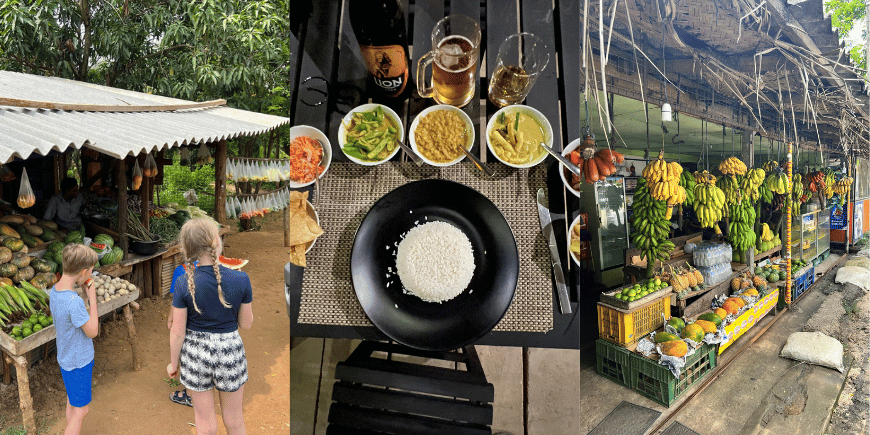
[351,179,519,350]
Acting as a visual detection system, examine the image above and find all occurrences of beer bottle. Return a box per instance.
[349,0,411,99]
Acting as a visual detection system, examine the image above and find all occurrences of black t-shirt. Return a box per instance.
[172,265,252,333]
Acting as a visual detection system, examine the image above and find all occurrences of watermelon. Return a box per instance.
[100,247,123,266]
[65,231,83,244]
[767,272,779,283]
[89,242,106,251]
[93,234,114,249]
[47,241,64,254]
[218,256,248,270]
[38,228,57,242]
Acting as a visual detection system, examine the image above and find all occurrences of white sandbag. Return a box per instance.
[835,266,870,291]
[857,249,870,259]
[780,331,844,373]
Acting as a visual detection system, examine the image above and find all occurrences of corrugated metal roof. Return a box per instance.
[0,71,290,162]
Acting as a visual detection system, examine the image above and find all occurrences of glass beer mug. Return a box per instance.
[416,15,481,107]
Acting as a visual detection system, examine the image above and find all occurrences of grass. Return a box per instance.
[0,414,55,435]
[843,300,860,318]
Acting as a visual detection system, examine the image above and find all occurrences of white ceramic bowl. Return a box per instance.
[568,213,587,268]
[287,125,332,188]
[304,200,319,253]
[409,105,475,167]
[338,104,404,166]
[559,137,585,198]
[485,105,553,168]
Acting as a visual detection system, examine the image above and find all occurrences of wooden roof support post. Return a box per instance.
[214,139,227,224]
[118,158,129,256]
[140,155,150,232]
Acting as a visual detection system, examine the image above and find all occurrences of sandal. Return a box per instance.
[170,389,192,407]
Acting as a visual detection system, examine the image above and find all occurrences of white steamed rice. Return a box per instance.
[395,221,475,303]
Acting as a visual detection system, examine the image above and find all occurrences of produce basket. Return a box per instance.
[597,294,671,347]
[596,339,632,387]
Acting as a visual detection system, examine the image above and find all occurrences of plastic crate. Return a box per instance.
[597,296,671,347]
[793,279,807,301]
[629,343,718,407]
[595,339,632,387]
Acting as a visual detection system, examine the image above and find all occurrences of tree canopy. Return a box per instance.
[0,0,290,117]
[824,0,867,71]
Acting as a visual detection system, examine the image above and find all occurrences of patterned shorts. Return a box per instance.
[180,329,248,393]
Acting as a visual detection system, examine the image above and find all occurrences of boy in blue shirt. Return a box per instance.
[49,244,100,435]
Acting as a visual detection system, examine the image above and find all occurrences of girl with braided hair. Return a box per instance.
[167,218,253,435]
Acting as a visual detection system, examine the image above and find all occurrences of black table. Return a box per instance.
[289,0,600,349]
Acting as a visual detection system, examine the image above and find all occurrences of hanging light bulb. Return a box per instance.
[661,103,672,122]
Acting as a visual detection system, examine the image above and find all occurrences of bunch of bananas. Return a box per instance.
[764,172,789,194]
[691,174,726,228]
[832,176,853,195]
[738,168,765,202]
[693,170,716,184]
[716,175,741,207]
[718,157,747,176]
[630,178,676,277]
[679,170,696,204]
[728,199,756,263]
[643,156,687,206]
[759,178,773,204]
[792,173,804,201]
[762,160,780,173]
[756,223,781,253]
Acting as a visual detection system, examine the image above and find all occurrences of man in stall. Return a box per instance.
[44,177,85,233]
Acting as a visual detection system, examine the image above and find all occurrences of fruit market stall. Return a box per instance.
[0,274,140,432]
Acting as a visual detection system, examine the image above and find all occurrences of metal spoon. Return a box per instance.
[540,142,583,177]
[458,145,494,177]
[396,139,424,166]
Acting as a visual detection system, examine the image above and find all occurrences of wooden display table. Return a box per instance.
[0,287,141,434]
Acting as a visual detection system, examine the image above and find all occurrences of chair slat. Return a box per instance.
[328,403,492,435]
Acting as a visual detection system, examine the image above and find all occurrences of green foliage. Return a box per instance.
[824,0,867,70]
[159,159,215,213]
[0,0,291,115]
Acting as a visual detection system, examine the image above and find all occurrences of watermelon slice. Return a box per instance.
[218,256,248,270]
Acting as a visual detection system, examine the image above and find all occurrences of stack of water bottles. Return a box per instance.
[693,242,733,286]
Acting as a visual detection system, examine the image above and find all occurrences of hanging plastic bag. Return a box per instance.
[234,196,242,217]
[226,196,235,219]
[144,152,158,177]
[179,146,190,166]
[226,159,234,181]
[195,141,212,165]
[0,164,15,182]
[17,168,34,209]
[132,160,143,190]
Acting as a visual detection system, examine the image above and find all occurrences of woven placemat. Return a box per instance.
[297,161,553,332]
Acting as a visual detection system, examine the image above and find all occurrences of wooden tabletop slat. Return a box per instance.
[556,0,583,143]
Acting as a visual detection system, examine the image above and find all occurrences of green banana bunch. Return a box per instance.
[738,168,765,202]
[764,172,788,195]
[630,178,674,278]
[728,199,757,263]
[716,175,741,206]
[679,170,696,204]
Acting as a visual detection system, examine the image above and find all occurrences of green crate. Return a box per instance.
[629,343,718,407]
[595,339,632,388]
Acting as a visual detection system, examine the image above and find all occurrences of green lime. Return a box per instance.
[22,327,32,338]
[628,289,637,297]
[653,278,661,286]
[11,326,21,336]
[39,317,50,327]
[32,324,42,333]
[21,320,32,329]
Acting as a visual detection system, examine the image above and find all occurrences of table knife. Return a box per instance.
[536,188,572,315]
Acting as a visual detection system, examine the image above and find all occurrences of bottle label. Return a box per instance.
[359,44,408,96]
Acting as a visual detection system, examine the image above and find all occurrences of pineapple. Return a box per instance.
[752,275,766,288]
[686,270,698,287]
[693,268,704,285]
[741,278,751,290]
[731,277,742,292]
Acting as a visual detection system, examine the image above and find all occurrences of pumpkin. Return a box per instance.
[713,307,728,319]
[655,332,680,343]
[694,319,717,334]
[11,252,31,269]
[722,299,741,315]
[660,340,688,358]
[680,323,705,343]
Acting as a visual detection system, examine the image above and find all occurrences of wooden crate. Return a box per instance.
[160,246,183,297]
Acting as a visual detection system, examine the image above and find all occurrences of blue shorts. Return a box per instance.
[60,359,94,407]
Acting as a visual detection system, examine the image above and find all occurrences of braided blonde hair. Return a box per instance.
[180,218,231,313]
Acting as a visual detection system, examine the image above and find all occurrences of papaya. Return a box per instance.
[680,323,705,343]
[722,299,741,315]
[726,297,746,309]
[654,332,680,343]
[713,307,728,320]
[667,317,686,333]
[743,288,759,297]
[660,340,688,358]
[694,319,717,334]
[698,312,723,328]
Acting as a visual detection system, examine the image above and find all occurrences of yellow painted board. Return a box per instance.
[718,288,778,354]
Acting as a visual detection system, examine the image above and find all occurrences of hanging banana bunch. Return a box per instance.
[738,168,765,202]
[691,172,726,228]
[718,156,748,176]
[642,151,686,219]
[679,170,696,204]
[832,176,853,195]
[762,160,780,173]
[716,175,741,208]
[728,197,757,263]
[764,171,789,195]
[630,178,676,278]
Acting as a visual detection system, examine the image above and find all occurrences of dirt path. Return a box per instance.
[0,214,290,434]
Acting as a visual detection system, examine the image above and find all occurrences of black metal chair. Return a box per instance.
[326,341,495,434]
